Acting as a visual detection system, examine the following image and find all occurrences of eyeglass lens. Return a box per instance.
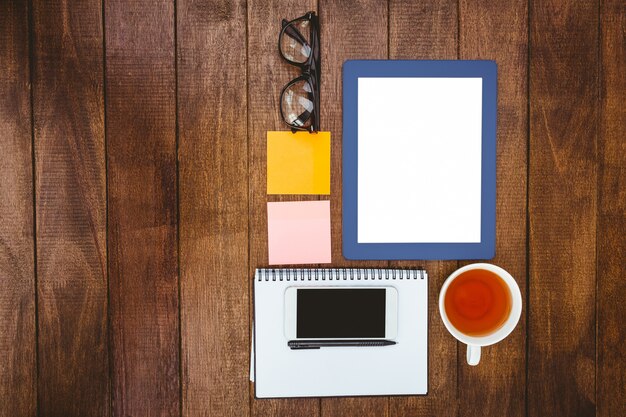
[281,79,314,128]
[280,19,312,64]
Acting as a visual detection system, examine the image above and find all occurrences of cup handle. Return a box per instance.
[467,345,481,366]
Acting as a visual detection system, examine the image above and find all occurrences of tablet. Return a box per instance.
[342,60,497,260]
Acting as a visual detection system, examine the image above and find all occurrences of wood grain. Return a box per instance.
[318,0,388,415]
[458,1,528,416]
[2,1,626,415]
[528,0,598,416]
[320,0,389,269]
[388,1,459,416]
[177,0,249,416]
[31,0,109,415]
[390,0,458,60]
[247,1,319,416]
[0,1,36,416]
[597,1,626,416]
[105,0,179,415]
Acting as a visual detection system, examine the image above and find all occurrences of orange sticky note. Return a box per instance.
[267,131,331,194]
[267,201,331,265]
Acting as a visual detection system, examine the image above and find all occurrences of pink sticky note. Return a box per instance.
[267,200,331,265]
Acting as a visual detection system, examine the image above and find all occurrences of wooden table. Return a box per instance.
[1,0,624,416]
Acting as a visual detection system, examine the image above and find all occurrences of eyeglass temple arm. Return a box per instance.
[281,19,310,49]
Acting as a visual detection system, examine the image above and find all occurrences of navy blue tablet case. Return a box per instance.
[342,60,497,260]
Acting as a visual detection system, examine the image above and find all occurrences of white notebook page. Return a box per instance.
[357,77,483,243]
[253,269,427,398]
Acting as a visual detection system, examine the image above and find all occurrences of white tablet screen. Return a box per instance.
[357,77,483,243]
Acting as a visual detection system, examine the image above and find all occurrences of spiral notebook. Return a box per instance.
[252,268,428,398]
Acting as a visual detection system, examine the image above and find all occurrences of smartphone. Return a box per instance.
[284,287,398,340]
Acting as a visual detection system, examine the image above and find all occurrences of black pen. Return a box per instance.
[288,339,397,349]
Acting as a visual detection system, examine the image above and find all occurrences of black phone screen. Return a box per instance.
[296,288,386,338]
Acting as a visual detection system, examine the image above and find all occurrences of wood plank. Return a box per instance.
[105,0,179,415]
[457,1,528,416]
[247,1,319,416]
[31,0,109,415]
[0,1,36,416]
[177,0,249,416]
[388,1,459,416]
[390,0,458,59]
[597,1,626,416]
[320,0,389,268]
[319,0,388,415]
[528,0,597,415]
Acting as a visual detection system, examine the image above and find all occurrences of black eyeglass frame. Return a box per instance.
[278,11,320,133]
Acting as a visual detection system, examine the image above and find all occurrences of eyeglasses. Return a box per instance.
[278,11,320,133]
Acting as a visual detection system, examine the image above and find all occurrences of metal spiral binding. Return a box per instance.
[256,268,425,281]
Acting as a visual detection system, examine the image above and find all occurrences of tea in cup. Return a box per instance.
[439,263,522,365]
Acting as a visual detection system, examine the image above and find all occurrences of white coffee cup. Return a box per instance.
[438,263,522,366]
